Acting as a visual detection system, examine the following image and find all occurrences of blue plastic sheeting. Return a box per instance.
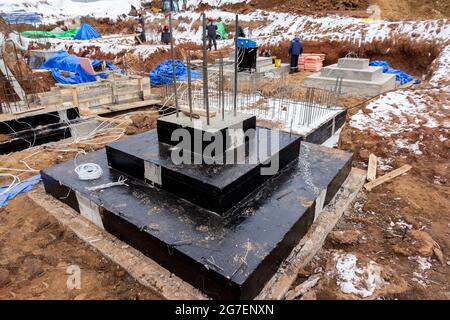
[73,23,102,40]
[150,60,201,85]
[0,10,42,25]
[0,175,41,207]
[369,60,420,85]
[41,50,119,84]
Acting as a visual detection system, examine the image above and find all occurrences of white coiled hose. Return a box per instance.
[75,163,103,181]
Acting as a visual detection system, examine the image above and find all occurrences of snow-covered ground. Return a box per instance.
[2,1,449,44]
[141,10,449,44]
[349,43,449,156]
[1,0,141,23]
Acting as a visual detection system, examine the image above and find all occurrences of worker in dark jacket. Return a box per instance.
[237,25,245,38]
[288,34,303,73]
[206,17,218,51]
[161,23,171,45]
[137,12,146,43]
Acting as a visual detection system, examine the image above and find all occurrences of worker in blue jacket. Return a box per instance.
[288,34,303,73]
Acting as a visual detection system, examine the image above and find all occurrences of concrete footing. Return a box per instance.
[304,58,396,97]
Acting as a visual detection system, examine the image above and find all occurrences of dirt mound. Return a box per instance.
[250,0,369,13]
[0,194,160,299]
[81,17,138,35]
[124,111,159,135]
[0,16,12,35]
[374,0,450,20]
[200,0,370,17]
[307,251,408,300]
[260,37,441,78]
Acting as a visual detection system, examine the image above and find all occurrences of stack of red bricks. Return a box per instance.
[299,53,326,72]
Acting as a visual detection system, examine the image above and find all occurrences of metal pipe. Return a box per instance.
[202,13,210,125]
[168,14,179,117]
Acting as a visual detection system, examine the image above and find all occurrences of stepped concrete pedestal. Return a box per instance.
[208,53,289,79]
[304,58,396,97]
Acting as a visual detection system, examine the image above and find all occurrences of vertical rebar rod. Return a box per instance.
[202,13,210,125]
[168,14,179,117]
[233,14,239,117]
[220,55,225,120]
[187,50,193,121]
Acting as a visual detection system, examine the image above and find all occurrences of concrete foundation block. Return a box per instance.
[320,64,383,81]
[304,73,396,97]
[337,58,369,69]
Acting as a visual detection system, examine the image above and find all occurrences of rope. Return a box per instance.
[75,163,103,181]
[0,173,20,196]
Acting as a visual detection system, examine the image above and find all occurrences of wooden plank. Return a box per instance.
[364,165,412,192]
[104,99,162,113]
[96,116,132,125]
[179,105,217,118]
[367,153,377,181]
[91,33,140,42]
[13,106,45,115]
[78,99,160,116]
[71,87,79,107]
[256,168,367,300]
[27,186,207,300]
[135,35,143,45]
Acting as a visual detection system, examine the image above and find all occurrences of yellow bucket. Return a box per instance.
[274,58,281,68]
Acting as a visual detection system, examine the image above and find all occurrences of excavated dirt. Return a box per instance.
[1,18,54,103]
[80,17,138,36]
[64,41,230,75]
[288,82,450,300]
[198,0,370,17]
[300,169,450,300]
[374,0,450,20]
[197,0,449,19]
[0,194,160,299]
[260,37,442,78]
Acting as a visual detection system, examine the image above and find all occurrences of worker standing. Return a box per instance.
[288,33,303,74]
[237,25,245,38]
[137,12,146,43]
[206,17,217,51]
[161,23,171,45]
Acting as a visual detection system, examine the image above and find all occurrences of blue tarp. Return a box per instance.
[73,23,102,40]
[369,60,420,86]
[150,59,202,85]
[41,50,120,84]
[0,10,42,25]
[0,175,41,207]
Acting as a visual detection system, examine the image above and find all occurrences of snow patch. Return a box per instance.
[430,44,450,86]
[0,0,141,24]
[334,253,386,298]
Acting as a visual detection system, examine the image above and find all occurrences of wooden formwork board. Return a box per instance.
[31,76,154,114]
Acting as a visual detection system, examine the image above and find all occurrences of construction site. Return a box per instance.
[0,0,448,302]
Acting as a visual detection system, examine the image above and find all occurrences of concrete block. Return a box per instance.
[337,58,369,70]
[319,64,383,81]
[304,72,396,97]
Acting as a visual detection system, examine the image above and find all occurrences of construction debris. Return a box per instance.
[364,164,412,191]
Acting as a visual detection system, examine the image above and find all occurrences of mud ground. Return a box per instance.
[0,194,160,299]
